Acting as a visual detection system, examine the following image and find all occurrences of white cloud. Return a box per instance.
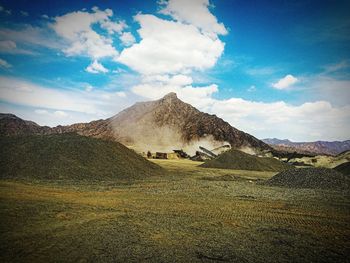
[85,60,109,74]
[272,74,298,89]
[131,75,350,141]
[303,75,350,106]
[131,74,218,109]
[85,85,93,92]
[118,14,225,75]
[0,40,36,55]
[119,32,135,46]
[100,18,127,34]
[112,68,126,74]
[159,0,227,38]
[41,14,49,19]
[35,109,68,118]
[50,7,121,59]
[115,91,126,97]
[246,66,278,76]
[54,110,68,117]
[0,25,62,50]
[0,76,130,117]
[321,60,348,74]
[209,97,350,141]
[35,109,48,115]
[0,58,12,68]
[0,40,16,51]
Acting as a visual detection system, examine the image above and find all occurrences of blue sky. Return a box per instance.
[0,0,349,141]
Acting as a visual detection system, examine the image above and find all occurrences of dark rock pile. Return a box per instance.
[0,133,163,180]
[200,149,292,172]
[265,168,350,191]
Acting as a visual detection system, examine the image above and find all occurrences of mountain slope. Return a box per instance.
[0,134,163,180]
[109,92,271,153]
[263,138,350,156]
[0,113,51,135]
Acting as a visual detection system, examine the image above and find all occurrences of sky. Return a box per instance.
[0,0,349,142]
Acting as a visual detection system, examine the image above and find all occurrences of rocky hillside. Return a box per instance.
[263,138,350,156]
[0,113,50,135]
[0,93,271,154]
[108,92,271,153]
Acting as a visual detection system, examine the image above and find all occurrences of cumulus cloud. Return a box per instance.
[0,58,12,68]
[118,14,224,75]
[50,7,121,59]
[272,74,298,89]
[85,60,109,74]
[159,0,227,38]
[208,97,350,141]
[119,32,136,46]
[100,19,126,35]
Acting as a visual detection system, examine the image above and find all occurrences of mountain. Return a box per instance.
[107,92,271,154]
[263,138,350,156]
[0,133,163,180]
[0,113,50,135]
[0,93,271,154]
[0,113,114,139]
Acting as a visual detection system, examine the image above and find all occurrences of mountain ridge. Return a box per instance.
[263,138,350,156]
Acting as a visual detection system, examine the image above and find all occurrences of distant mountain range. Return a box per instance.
[263,138,350,156]
[0,93,271,155]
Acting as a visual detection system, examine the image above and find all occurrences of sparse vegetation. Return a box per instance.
[0,159,349,262]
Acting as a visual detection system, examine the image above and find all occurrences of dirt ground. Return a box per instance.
[0,159,349,262]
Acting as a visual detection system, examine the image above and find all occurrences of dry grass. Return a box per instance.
[0,159,349,262]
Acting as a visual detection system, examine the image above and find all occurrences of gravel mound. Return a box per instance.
[265,168,350,190]
[0,134,163,180]
[200,149,292,172]
[333,162,350,175]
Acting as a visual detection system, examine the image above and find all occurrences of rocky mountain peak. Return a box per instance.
[163,92,178,99]
[159,92,179,105]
